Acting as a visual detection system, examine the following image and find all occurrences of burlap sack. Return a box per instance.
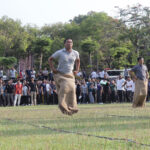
[53,73,78,115]
[132,79,148,108]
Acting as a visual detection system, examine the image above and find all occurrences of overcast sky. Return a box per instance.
[0,0,150,27]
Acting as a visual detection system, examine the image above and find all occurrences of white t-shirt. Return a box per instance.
[31,70,36,78]
[10,69,17,78]
[116,78,126,91]
[23,86,28,96]
[126,80,133,91]
[131,82,135,92]
[43,70,48,76]
[91,71,97,78]
[46,83,50,92]
[77,72,82,77]
[0,70,3,77]
[52,48,79,74]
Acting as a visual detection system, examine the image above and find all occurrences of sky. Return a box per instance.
[0,0,150,27]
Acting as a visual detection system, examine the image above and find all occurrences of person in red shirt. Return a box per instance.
[14,79,23,106]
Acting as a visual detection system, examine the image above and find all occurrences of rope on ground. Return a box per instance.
[4,118,150,148]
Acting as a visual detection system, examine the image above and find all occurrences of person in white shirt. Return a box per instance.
[116,75,126,103]
[76,71,82,78]
[46,80,51,104]
[9,67,17,80]
[43,67,49,80]
[125,76,133,102]
[91,70,98,79]
[31,68,36,79]
[0,68,3,78]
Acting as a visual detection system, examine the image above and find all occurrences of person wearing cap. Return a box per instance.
[129,57,149,107]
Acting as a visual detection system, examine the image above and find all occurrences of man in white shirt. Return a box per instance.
[91,70,98,79]
[116,75,126,103]
[125,76,133,102]
[9,67,17,80]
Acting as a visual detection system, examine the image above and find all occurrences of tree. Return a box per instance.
[33,36,52,69]
[0,57,17,68]
[81,37,99,71]
[117,4,150,58]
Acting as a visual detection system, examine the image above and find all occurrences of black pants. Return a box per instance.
[126,91,132,102]
[0,95,6,106]
[21,96,31,105]
[6,93,14,106]
[117,90,124,103]
[110,91,116,103]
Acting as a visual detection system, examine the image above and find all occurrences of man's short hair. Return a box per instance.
[64,38,72,44]
[137,57,144,62]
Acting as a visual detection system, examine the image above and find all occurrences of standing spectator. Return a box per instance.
[89,83,95,103]
[81,80,88,103]
[76,80,81,104]
[46,80,51,104]
[99,69,104,79]
[0,78,6,106]
[43,67,49,80]
[21,80,30,105]
[82,70,87,79]
[50,81,58,104]
[0,68,3,78]
[116,75,126,103]
[26,67,32,81]
[97,79,103,104]
[21,70,26,80]
[124,67,129,79]
[37,69,44,80]
[9,67,17,81]
[100,75,110,103]
[14,79,23,106]
[109,80,117,103]
[5,80,14,106]
[125,76,133,102]
[49,71,54,81]
[37,80,42,104]
[147,78,150,102]
[91,70,98,79]
[29,77,38,105]
[76,71,82,78]
[31,67,36,79]
[87,78,92,103]
[41,79,47,104]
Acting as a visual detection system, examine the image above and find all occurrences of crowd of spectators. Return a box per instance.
[0,67,150,107]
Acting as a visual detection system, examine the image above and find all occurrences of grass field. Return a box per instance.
[0,103,150,150]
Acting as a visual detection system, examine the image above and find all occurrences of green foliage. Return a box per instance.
[0,4,150,71]
[0,57,17,68]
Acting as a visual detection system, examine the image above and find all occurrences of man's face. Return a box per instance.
[65,39,73,50]
[139,58,144,64]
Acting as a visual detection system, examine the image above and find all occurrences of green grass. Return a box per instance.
[0,103,150,150]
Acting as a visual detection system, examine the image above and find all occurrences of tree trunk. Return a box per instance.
[39,52,43,70]
[89,52,92,71]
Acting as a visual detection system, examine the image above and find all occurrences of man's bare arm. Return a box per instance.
[48,57,58,74]
[74,58,80,75]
